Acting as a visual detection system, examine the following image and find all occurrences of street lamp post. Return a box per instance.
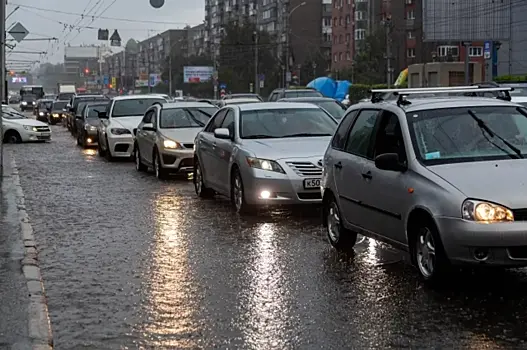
[284,1,306,88]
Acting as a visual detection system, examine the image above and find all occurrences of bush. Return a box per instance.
[495,75,527,83]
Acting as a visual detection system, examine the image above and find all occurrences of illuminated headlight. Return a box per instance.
[246,157,285,173]
[462,200,514,223]
[163,139,181,149]
[23,125,38,131]
[32,101,36,105]
[21,101,27,105]
[53,113,59,118]
[110,128,131,135]
[39,112,44,116]
[85,125,97,131]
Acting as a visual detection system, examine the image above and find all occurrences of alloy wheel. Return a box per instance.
[194,163,202,194]
[327,201,341,243]
[233,174,243,211]
[135,149,141,171]
[416,228,436,278]
[154,153,160,178]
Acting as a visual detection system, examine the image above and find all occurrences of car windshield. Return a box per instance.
[225,94,262,100]
[314,101,346,119]
[41,101,53,109]
[2,111,26,119]
[87,104,107,118]
[240,108,337,139]
[284,90,322,98]
[408,106,527,165]
[226,100,260,105]
[160,107,217,128]
[112,98,165,117]
[52,101,68,110]
[22,94,36,101]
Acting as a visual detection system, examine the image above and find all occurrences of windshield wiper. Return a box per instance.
[243,134,278,139]
[281,133,332,138]
[467,109,523,159]
[184,109,206,126]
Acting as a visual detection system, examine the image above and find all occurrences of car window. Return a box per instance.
[285,90,323,98]
[142,110,154,124]
[344,109,379,158]
[268,93,278,102]
[240,108,337,139]
[112,98,165,117]
[52,101,68,110]
[408,106,527,164]
[86,105,107,118]
[152,110,158,129]
[331,110,358,150]
[221,110,235,135]
[373,111,407,161]
[316,101,346,120]
[205,109,228,132]
[160,107,216,128]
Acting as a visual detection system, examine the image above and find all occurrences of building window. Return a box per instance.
[407,31,414,39]
[339,34,343,44]
[339,52,343,61]
[334,54,338,62]
[346,15,350,24]
[339,17,343,25]
[437,45,459,57]
[333,17,338,26]
[469,46,483,57]
[407,48,415,58]
[355,29,366,40]
[407,10,415,19]
[345,33,350,43]
[355,11,365,21]
[346,52,351,60]
[405,0,413,4]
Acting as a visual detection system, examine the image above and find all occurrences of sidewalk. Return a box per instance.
[0,151,31,349]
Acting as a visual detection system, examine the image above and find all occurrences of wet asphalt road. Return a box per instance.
[5,113,527,349]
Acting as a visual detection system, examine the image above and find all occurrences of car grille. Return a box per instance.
[183,143,194,149]
[512,208,527,221]
[286,161,322,177]
[34,126,50,132]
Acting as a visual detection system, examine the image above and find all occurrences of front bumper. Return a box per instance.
[241,168,322,206]
[22,131,51,142]
[160,148,194,172]
[436,216,527,267]
[107,133,133,157]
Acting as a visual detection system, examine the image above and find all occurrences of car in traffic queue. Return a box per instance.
[96,95,167,161]
[35,99,54,123]
[66,95,108,133]
[71,99,108,136]
[193,102,338,213]
[222,93,263,101]
[267,88,323,101]
[218,97,262,107]
[2,105,51,143]
[48,100,69,125]
[75,102,109,148]
[19,94,37,112]
[321,86,527,282]
[134,102,219,179]
[278,97,348,120]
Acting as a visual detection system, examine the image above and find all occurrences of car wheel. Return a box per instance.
[104,136,113,161]
[4,130,22,144]
[153,149,169,179]
[194,158,214,198]
[413,221,448,282]
[76,134,82,146]
[325,194,358,250]
[230,168,253,214]
[97,133,106,157]
[135,145,147,172]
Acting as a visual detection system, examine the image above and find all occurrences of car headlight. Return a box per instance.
[32,101,36,105]
[21,101,27,105]
[39,112,44,116]
[23,125,38,131]
[163,139,181,149]
[462,199,514,223]
[246,157,285,173]
[53,113,59,117]
[110,128,131,135]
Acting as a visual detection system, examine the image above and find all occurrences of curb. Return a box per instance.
[9,155,53,349]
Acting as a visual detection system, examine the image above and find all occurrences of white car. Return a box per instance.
[219,98,261,107]
[2,108,51,143]
[97,95,167,160]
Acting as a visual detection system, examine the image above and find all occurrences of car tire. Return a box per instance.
[412,220,449,283]
[97,133,106,157]
[134,144,147,172]
[194,158,214,198]
[230,168,253,214]
[153,149,169,179]
[104,136,113,162]
[324,194,358,251]
[76,134,82,146]
[3,130,22,144]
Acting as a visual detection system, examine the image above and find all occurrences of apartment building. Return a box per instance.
[187,24,206,57]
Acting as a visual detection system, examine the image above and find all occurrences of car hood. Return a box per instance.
[160,128,202,143]
[242,137,331,160]
[111,116,142,131]
[428,160,527,208]
[3,118,47,126]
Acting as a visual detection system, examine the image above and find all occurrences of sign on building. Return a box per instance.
[423,0,511,42]
[183,66,214,83]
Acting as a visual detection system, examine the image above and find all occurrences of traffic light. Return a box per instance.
[9,71,14,76]
[84,68,89,74]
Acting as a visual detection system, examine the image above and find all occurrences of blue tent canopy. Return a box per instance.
[307,77,351,101]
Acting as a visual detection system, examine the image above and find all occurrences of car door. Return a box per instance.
[136,109,155,164]
[213,108,236,193]
[197,109,227,189]
[335,109,381,232]
[359,109,410,245]
[75,105,86,133]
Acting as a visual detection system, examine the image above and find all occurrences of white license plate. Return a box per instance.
[304,178,321,189]
[40,133,50,137]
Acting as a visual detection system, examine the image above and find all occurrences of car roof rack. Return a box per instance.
[370,86,514,106]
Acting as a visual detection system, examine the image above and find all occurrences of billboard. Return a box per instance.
[64,46,99,59]
[183,66,214,83]
[423,0,511,42]
[11,76,27,83]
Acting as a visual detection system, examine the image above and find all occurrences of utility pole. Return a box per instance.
[254,0,259,95]
[285,14,289,88]
[168,54,172,96]
[0,0,5,178]
[384,17,393,88]
[212,44,218,100]
[463,41,471,85]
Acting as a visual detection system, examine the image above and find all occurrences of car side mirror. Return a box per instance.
[374,153,407,172]
[142,123,155,132]
[97,111,108,119]
[75,115,82,119]
[62,108,67,112]
[214,128,231,139]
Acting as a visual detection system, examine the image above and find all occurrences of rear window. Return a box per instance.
[284,90,323,98]
[112,98,166,117]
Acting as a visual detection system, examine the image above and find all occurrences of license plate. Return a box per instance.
[40,133,50,137]
[304,178,321,189]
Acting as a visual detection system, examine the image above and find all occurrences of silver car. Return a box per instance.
[321,86,527,282]
[193,102,338,213]
[134,102,218,179]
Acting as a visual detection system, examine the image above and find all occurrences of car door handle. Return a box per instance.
[334,161,342,169]
[361,171,372,180]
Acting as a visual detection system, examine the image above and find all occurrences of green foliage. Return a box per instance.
[494,75,527,83]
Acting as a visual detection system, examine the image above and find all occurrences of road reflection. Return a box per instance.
[137,194,199,348]
[241,222,290,349]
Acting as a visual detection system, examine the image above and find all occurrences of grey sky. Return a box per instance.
[6,0,204,66]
